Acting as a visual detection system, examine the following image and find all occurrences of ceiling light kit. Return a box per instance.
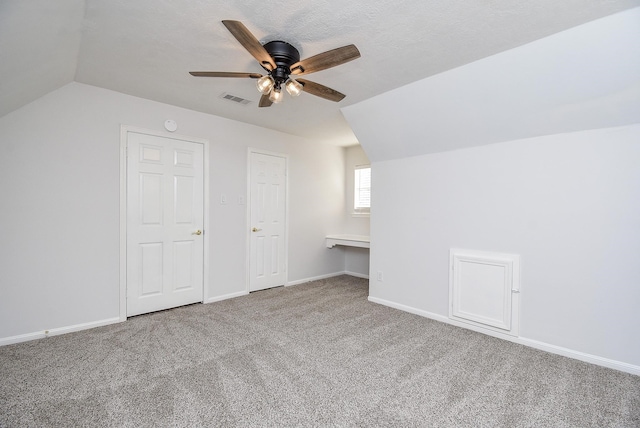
[254,41,304,104]
[190,20,361,107]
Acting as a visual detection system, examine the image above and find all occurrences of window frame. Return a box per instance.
[353,165,371,217]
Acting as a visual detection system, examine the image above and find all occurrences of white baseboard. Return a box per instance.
[516,338,640,376]
[345,271,370,279]
[287,271,369,286]
[0,331,45,346]
[0,317,122,347]
[287,271,345,286]
[204,291,248,304]
[368,296,640,376]
[206,271,368,300]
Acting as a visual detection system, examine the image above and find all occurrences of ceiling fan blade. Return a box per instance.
[258,93,273,107]
[189,71,263,78]
[290,44,360,75]
[222,20,275,71]
[297,79,346,102]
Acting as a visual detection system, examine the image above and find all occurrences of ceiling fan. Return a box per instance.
[189,20,361,107]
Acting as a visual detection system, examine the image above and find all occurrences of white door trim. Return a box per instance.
[119,125,210,321]
[245,148,289,293]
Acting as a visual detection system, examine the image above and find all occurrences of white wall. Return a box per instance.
[0,82,346,341]
[342,8,640,371]
[369,125,640,368]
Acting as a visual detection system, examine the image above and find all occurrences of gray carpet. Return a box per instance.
[1,275,638,427]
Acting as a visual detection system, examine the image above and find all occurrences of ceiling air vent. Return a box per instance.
[220,92,251,105]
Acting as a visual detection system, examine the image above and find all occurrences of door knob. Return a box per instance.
[252,227,262,232]
[192,230,202,235]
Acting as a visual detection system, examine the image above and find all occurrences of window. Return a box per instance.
[354,165,371,214]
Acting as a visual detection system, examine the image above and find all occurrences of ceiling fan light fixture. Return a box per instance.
[269,87,283,103]
[256,75,274,94]
[190,21,361,108]
[285,78,303,97]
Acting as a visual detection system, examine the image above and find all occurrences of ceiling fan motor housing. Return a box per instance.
[264,40,300,84]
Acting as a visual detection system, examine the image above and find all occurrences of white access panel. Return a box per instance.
[449,249,520,336]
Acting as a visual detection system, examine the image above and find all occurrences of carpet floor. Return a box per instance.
[1,275,638,427]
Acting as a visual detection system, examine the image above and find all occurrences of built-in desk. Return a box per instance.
[325,234,370,249]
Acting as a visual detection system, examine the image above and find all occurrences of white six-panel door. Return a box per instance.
[249,152,287,292]
[126,132,204,316]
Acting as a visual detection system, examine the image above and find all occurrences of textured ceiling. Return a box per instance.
[2,0,639,146]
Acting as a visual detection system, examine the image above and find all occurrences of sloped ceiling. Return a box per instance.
[343,8,640,161]
[1,0,639,146]
[0,1,84,119]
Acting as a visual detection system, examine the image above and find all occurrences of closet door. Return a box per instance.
[126,131,204,316]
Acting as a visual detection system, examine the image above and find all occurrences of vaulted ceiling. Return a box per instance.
[1,0,638,146]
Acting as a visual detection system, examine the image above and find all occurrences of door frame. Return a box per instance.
[119,125,210,321]
[245,148,290,293]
